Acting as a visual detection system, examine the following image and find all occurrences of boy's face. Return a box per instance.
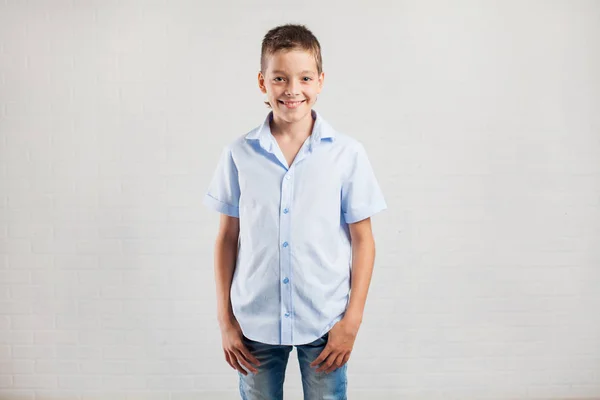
[258,49,324,122]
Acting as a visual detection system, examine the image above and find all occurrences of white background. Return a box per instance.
[1,1,599,399]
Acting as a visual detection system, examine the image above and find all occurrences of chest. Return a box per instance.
[237,141,344,213]
[273,136,306,168]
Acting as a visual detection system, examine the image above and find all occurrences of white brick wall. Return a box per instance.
[1,1,599,399]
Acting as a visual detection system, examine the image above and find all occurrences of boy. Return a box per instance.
[203,24,387,399]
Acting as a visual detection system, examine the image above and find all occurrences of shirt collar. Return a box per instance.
[245,109,336,152]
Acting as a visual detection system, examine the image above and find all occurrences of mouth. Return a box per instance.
[278,100,306,109]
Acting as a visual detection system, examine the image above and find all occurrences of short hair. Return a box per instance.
[260,24,322,108]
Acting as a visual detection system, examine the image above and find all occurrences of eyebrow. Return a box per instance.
[271,70,316,75]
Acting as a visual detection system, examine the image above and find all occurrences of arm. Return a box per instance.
[213,214,262,374]
[344,217,376,327]
[214,213,240,328]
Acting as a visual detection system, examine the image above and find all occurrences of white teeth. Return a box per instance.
[281,100,304,107]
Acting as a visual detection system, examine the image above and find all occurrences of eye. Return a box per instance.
[274,77,285,82]
[303,77,312,81]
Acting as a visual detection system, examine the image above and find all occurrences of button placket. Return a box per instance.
[280,169,294,344]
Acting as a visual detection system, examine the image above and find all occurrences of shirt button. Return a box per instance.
[284,312,290,317]
[283,208,289,214]
[286,175,291,180]
[283,278,289,284]
[282,242,288,247]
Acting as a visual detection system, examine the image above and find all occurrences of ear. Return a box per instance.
[258,71,267,94]
[317,71,325,93]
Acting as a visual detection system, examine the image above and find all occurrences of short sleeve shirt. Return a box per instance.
[204,109,387,345]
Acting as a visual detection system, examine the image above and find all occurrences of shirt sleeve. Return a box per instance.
[203,145,241,218]
[341,142,387,224]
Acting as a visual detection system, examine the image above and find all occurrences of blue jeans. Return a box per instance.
[238,331,348,400]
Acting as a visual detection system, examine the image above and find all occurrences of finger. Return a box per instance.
[320,353,337,374]
[342,352,350,366]
[239,344,261,367]
[316,352,337,373]
[229,351,247,375]
[234,346,259,373]
[310,347,332,368]
[325,353,345,374]
[224,350,235,370]
[233,348,259,374]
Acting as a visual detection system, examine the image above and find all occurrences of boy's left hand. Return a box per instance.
[310,317,360,374]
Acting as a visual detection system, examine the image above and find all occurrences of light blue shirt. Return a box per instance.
[204,109,387,345]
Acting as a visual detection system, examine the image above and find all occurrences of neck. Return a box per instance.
[270,110,315,141]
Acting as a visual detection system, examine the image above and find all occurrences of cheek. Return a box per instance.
[307,86,319,95]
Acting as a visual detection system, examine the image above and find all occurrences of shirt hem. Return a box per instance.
[344,202,388,224]
[203,193,240,218]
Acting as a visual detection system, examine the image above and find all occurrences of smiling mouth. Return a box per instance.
[278,100,306,108]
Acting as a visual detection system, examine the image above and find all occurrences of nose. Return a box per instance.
[286,79,300,96]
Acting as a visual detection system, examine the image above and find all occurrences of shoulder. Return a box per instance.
[330,129,367,159]
[227,132,252,151]
[218,127,259,159]
[327,128,376,182]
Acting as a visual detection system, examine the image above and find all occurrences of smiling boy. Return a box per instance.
[204,24,387,399]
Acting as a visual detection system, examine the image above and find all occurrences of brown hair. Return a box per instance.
[260,24,323,108]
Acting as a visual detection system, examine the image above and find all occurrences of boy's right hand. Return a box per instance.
[219,316,261,375]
